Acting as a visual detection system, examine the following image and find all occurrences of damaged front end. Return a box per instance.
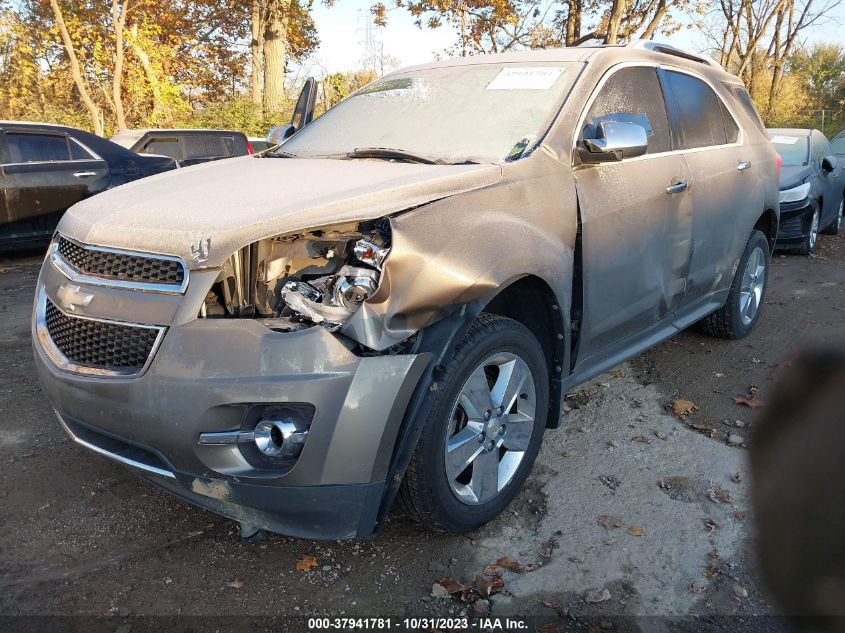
[199,220,391,336]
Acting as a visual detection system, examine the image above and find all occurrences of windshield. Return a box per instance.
[769,133,810,166]
[282,62,582,164]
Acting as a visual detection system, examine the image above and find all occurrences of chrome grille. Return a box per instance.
[57,236,185,286]
[44,297,160,373]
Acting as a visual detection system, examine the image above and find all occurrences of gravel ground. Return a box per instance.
[1,230,843,631]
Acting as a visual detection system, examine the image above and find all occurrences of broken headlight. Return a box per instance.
[199,221,390,333]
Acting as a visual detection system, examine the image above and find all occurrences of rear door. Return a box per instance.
[662,69,766,314]
[1,129,110,236]
[573,65,694,367]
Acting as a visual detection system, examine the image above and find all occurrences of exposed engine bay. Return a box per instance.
[200,220,390,335]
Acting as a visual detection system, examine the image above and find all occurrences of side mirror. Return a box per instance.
[821,156,837,174]
[578,121,648,164]
[266,125,296,146]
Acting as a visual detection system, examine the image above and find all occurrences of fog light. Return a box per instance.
[253,419,308,459]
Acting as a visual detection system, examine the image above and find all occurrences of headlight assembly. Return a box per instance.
[779,182,811,204]
[200,221,390,332]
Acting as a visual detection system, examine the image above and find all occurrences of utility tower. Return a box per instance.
[357,9,385,75]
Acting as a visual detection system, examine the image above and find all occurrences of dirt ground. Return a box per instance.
[1,231,843,631]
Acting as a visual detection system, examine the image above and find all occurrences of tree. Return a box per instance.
[49,0,104,135]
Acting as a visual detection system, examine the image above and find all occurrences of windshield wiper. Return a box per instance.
[266,149,298,158]
[347,147,443,165]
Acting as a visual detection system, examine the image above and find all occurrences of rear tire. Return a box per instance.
[699,229,770,340]
[399,313,549,533]
[822,198,843,236]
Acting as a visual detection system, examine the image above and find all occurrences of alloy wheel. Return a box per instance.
[443,352,536,505]
[739,246,766,326]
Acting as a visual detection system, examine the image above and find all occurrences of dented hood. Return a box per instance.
[59,155,502,268]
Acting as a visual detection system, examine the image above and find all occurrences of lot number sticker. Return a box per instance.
[770,135,800,144]
[487,67,564,90]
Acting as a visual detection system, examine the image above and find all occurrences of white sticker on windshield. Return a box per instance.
[487,67,564,90]
[771,135,800,145]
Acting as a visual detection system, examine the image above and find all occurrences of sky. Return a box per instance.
[302,0,845,76]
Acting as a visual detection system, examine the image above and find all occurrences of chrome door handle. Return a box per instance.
[666,180,689,194]
[73,171,97,178]
[737,160,752,171]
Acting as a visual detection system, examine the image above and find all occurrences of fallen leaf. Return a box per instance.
[475,573,504,598]
[626,526,645,537]
[704,519,718,533]
[295,554,319,572]
[734,396,766,409]
[430,583,450,598]
[438,578,468,595]
[631,435,651,444]
[672,399,699,419]
[597,515,624,529]
[539,598,562,612]
[226,579,245,589]
[495,556,524,573]
[707,487,733,504]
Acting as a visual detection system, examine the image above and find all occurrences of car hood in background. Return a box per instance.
[59,156,503,268]
[779,164,813,191]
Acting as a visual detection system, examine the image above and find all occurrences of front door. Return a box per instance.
[573,65,693,367]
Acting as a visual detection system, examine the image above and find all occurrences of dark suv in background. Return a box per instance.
[0,122,177,250]
[111,128,252,167]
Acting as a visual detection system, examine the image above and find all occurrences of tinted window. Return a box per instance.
[583,66,671,154]
[142,137,180,159]
[721,102,739,143]
[6,133,70,163]
[665,71,727,148]
[769,134,809,167]
[182,135,228,160]
[725,84,766,132]
[813,131,832,166]
[832,134,845,155]
[69,139,95,160]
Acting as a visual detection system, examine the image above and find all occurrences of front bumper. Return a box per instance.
[776,199,813,245]
[32,250,429,539]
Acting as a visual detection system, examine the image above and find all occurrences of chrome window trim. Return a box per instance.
[35,285,166,378]
[50,234,189,295]
[570,61,745,166]
[55,411,176,479]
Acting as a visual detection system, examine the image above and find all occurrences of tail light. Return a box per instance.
[247,142,254,155]
[776,152,782,177]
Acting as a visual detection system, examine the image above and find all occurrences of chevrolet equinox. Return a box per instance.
[33,43,779,539]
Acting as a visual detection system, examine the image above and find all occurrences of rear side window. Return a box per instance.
[182,134,229,160]
[142,137,180,159]
[6,133,70,163]
[583,66,671,154]
[69,139,95,160]
[725,84,766,132]
[832,134,845,154]
[664,71,727,148]
[720,102,739,144]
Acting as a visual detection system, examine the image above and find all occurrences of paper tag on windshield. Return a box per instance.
[771,135,800,144]
[487,67,564,90]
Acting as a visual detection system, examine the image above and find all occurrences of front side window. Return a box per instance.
[282,62,582,164]
[6,133,70,163]
[768,133,809,167]
[581,66,671,155]
[664,71,728,149]
[831,134,845,155]
[813,131,832,167]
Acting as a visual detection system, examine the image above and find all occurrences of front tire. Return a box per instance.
[796,205,821,255]
[822,197,843,236]
[700,229,770,340]
[399,313,549,533]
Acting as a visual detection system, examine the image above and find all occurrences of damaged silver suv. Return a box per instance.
[33,43,779,539]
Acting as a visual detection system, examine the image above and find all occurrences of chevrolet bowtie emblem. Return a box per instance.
[57,284,95,312]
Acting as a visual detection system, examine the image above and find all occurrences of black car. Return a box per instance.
[768,128,845,254]
[0,122,177,250]
[111,128,251,167]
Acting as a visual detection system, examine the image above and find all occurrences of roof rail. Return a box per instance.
[627,41,721,68]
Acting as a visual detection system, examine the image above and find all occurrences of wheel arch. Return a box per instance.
[482,274,567,431]
[754,207,779,252]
